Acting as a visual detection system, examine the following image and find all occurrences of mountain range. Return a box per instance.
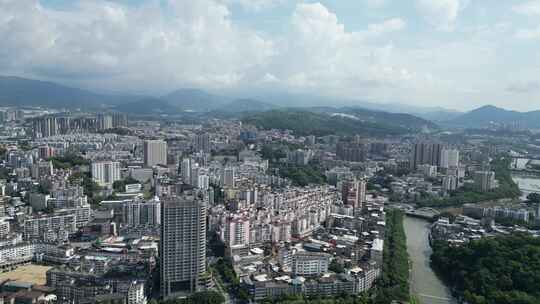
[0,76,133,108]
[1,75,538,130]
[0,76,455,116]
[242,108,436,137]
[444,105,540,129]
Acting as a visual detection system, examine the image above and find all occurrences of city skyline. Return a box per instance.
[1,1,540,303]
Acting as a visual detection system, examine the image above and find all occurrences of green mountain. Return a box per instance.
[447,105,540,128]
[242,109,435,137]
[340,107,438,130]
[0,76,131,108]
[161,89,228,112]
[112,97,181,115]
[215,98,278,113]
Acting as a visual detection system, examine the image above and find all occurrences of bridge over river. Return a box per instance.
[405,207,440,220]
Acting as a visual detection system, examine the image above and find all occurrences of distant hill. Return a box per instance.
[0,75,471,123]
[447,105,540,129]
[113,98,180,115]
[340,107,438,130]
[0,76,131,109]
[161,89,228,112]
[242,108,435,137]
[245,90,459,116]
[416,110,463,122]
[215,98,278,113]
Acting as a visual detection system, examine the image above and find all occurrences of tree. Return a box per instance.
[189,291,225,304]
[431,233,540,304]
[375,209,409,303]
[329,259,345,273]
[112,176,139,192]
[527,193,540,204]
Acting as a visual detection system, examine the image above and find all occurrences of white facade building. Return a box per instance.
[91,161,121,187]
[143,140,167,167]
[441,149,460,169]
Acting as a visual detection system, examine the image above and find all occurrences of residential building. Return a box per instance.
[92,161,121,187]
[292,252,330,276]
[473,171,496,192]
[143,140,167,167]
[440,149,460,169]
[442,175,458,192]
[336,142,367,162]
[160,192,207,298]
[410,142,444,169]
[222,167,236,188]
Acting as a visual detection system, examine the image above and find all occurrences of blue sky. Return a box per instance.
[2,0,540,111]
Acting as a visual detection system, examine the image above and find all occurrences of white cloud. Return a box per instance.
[416,0,464,31]
[515,26,540,40]
[0,0,537,110]
[513,2,540,40]
[507,81,540,93]
[367,18,406,35]
[260,73,279,83]
[364,0,387,9]
[0,0,275,92]
[273,3,418,97]
[224,0,284,12]
[512,1,540,15]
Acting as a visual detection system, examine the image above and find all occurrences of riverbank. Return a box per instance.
[375,209,409,303]
[403,216,456,304]
[512,173,540,199]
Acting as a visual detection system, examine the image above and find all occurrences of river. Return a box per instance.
[403,216,456,304]
[511,158,540,198]
[512,174,540,199]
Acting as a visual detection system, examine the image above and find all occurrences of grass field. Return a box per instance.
[0,264,52,285]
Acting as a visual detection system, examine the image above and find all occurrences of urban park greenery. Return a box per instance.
[277,164,327,187]
[374,209,409,303]
[431,233,540,304]
[148,291,225,304]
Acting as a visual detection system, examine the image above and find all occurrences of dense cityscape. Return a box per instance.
[0,103,535,304]
[2,1,540,304]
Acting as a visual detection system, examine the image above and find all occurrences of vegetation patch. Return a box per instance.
[431,233,540,304]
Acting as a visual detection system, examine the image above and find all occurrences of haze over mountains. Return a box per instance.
[445,105,540,129]
[0,76,131,108]
[0,75,538,129]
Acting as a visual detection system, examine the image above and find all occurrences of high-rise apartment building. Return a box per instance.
[160,192,207,298]
[220,216,250,247]
[181,158,191,183]
[91,161,121,187]
[442,175,458,192]
[341,180,366,210]
[38,145,55,160]
[97,114,113,130]
[474,171,496,192]
[144,140,167,167]
[92,161,121,186]
[197,175,209,190]
[440,149,460,169]
[222,167,236,188]
[194,133,211,153]
[124,201,161,227]
[32,116,58,138]
[112,113,129,128]
[410,142,444,169]
[191,165,200,187]
[31,161,54,179]
[336,142,368,162]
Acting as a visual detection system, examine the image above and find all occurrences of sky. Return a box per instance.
[1,0,540,111]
